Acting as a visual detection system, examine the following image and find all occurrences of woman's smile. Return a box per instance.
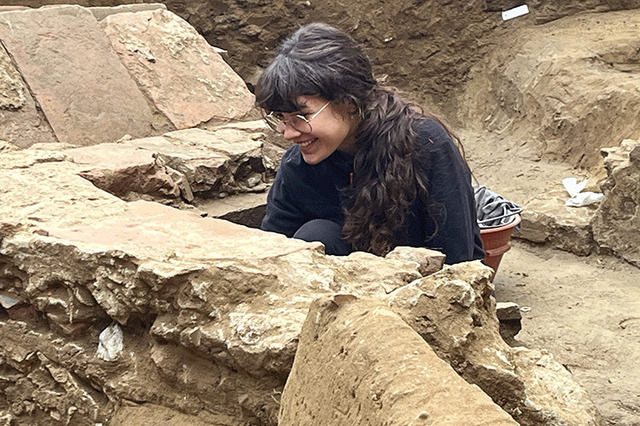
[283,96,358,165]
[297,138,317,149]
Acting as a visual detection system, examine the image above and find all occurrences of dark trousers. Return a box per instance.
[293,219,352,256]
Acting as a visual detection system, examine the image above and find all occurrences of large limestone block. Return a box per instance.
[592,140,640,266]
[66,139,183,201]
[279,296,517,425]
[0,42,57,148]
[101,9,255,129]
[65,127,272,201]
[0,5,171,146]
[387,262,601,425]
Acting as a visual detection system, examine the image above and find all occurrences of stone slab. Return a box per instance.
[89,3,166,21]
[193,191,267,228]
[0,5,169,146]
[101,9,254,129]
[280,296,517,425]
[164,128,264,159]
[0,41,57,147]
[516,188,597,256]
[66,140,183,200]
[63,128,271,200]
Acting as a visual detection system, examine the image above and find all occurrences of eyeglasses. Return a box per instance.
[264,101,331,134]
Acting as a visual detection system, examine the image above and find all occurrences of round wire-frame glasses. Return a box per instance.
[264,101,331,134]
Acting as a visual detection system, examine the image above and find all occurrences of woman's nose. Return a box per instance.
[282,124,302,140]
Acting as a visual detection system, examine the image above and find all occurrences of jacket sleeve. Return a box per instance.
[260,176,306,238]
[260,155,307,238]
[418,120,484,264]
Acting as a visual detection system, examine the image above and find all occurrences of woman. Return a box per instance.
[256,22,484,264]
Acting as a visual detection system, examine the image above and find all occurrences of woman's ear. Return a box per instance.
[340,99,360,116]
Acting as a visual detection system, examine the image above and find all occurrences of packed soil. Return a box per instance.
[464,126,640,426]
[494,241,640,426]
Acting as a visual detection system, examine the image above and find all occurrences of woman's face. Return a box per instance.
[280,96,359,165]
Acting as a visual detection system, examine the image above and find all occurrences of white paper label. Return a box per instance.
[502,4,529,21]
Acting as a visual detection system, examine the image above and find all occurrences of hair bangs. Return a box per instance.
[255,55,324,114]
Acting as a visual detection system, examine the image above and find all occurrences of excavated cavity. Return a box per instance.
[2,2,639,425]
[592,42,640,73]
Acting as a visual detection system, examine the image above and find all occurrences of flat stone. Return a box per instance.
[64,127,272,201]
[89,3,167,21]
[0,5,169,146]
[101,9,254,129]
[0,148,68,170]
[0,41,57,148]
[496,301,521,321]
[516,188,596,256]
[65,139,182,201]
[165,128,265,160]
[385,246,446,276]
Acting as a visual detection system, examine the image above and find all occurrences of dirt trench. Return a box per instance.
[2,0,640,424]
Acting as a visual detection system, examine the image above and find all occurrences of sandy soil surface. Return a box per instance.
[495,242,640,426]
[465,128,640,425]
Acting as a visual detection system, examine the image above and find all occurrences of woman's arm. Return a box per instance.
[260,149,308,237]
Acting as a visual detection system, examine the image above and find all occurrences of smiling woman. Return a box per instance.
[255,22,484,264]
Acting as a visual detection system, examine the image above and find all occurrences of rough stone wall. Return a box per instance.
[592,139,640,266]
[0,134,600,425]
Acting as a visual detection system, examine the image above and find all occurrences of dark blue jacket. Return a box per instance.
[261,119,484,264]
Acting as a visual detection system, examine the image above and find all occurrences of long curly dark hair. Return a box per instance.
[255,22,459,255]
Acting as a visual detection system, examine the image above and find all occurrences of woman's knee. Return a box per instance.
[293,219,352,255]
